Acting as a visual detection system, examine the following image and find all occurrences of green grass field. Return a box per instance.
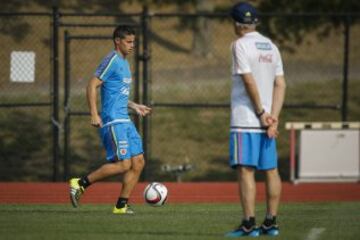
[1,202,359,240]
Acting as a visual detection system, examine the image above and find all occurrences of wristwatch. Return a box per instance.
[256,109,265,118]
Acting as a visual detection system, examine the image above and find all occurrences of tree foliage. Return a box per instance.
[256,0,360,50]
[1,0,359,50]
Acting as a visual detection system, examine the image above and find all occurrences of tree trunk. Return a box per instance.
[192,0,214,58]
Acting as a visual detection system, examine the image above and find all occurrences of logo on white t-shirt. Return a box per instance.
[259,54,273,63]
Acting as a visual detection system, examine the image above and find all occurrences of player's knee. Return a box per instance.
[123,160,132,171]
[239,166,255,176]
[266,168,280,178]
[114,159,131,173]
[132,155,145,171]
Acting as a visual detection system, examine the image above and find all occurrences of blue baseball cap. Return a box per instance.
[231,2,259,24]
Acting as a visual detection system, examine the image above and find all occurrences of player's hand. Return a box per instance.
[134,104,152,117]
[267,121,279,138]
[90,114,102,128]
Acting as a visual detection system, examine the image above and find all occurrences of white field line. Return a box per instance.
[305,228,326,240]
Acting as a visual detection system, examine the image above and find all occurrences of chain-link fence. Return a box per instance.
[147,13,360,181]
[0,13,53,181]
[0,10,359,181]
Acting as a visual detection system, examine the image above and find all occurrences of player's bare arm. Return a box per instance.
[128,101,152,117]
[267,75,286,138]
[86,77,103,127]
[241,73,275,126]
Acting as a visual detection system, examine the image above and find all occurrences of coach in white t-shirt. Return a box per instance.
[225,2,286,238]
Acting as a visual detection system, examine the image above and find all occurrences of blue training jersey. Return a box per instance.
[94,50,132,126]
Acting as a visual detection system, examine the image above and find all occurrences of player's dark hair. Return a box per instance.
[113,25,136,40]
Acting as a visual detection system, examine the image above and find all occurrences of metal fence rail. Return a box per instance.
[0,8,359,181]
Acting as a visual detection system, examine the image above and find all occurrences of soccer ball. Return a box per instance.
[143,182,168,207]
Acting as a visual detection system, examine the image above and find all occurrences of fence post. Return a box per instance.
[63,30,70,181]
[341,15,350,121]
[289,128,296,183]
[52,6,60,182]
[133,26,141,130]
[141,6,150,181]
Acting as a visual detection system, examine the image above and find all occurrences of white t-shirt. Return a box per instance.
[230,31,284,132]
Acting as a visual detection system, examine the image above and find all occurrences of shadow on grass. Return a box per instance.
[67,229,221,237]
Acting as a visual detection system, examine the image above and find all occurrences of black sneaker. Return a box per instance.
[260,223,279,236]
[225,225,260,237]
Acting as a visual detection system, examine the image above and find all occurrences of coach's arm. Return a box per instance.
[271,75,286,121]
[87,77,103,128]
[267,75,286,138]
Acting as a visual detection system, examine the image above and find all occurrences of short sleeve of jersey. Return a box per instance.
[94,52,117,82]
[274,45,284,76]
[232,41,251,74]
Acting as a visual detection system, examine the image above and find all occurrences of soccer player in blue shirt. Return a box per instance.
[69,25,151,214]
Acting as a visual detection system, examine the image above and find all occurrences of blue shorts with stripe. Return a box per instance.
[100,122,143,161]
[229,131,277,170]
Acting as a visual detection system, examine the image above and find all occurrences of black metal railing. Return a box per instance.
[0,8,358,181]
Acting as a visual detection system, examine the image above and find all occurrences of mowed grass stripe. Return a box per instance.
[0,202,359,240]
